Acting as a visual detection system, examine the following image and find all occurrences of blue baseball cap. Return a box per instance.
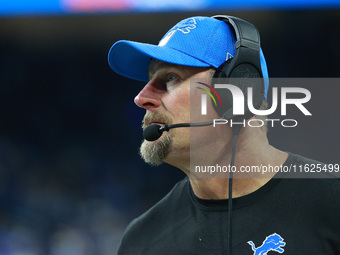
[108,16,269,98]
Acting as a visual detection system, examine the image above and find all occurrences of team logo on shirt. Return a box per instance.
[248,233,286,255]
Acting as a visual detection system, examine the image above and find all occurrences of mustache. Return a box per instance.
[142,112,172,129]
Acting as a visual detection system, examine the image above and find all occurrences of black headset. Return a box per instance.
[212,15,265,121]
[209,16,266,255]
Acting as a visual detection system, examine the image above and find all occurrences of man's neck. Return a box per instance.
[187,128,289,200]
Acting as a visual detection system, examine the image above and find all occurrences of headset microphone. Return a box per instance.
[143,124,166,141]
[143,121,215,141]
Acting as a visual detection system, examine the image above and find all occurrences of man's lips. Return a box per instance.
[143,121,165,129]
[149,121,165,126]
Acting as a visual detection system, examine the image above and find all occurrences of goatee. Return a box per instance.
[139,112,173,166]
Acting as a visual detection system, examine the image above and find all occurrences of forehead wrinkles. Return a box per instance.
[147,60,178,79]
[148,59,168,73]
[147,59,212,80]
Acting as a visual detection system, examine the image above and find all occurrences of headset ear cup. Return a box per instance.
[213,59,234,118]
[229,63,264,120]
[212,60,264,120]
[213,58,233,79]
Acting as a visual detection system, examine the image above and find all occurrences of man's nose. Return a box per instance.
[134,80,163,110]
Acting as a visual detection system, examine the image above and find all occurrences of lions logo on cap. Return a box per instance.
[158,18,197,46]
[175,18,197,33]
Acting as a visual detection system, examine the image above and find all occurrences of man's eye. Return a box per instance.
[167,73,178,82]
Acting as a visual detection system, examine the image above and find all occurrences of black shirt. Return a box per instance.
[117,153,340,255]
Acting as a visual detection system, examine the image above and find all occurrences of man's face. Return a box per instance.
[134,60,214,168]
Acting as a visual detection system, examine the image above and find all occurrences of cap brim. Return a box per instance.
[108,40,210,82]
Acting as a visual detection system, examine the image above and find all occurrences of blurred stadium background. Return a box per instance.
[0,1,339,254]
